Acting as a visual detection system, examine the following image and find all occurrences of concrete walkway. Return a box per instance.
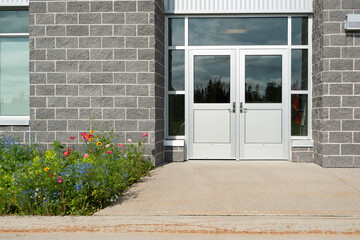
[2,161,360,239]
[96,161,360,216]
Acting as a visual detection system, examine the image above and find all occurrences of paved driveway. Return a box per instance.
[96,161,360,216]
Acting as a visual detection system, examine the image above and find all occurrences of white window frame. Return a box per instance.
[164,15,313,147]
[0,7,30,125]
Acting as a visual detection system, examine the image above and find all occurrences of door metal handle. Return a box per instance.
[228,102,236,113]
[240,102,247,113]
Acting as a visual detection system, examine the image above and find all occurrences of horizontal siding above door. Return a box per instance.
[165,0,313,14]
[0,0,28,6]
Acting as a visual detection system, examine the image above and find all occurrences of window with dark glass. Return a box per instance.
[291,94,308,136]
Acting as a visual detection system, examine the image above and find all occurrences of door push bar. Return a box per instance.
[229,102,247,113]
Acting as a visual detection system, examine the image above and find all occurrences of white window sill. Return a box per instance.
[164,140,184,147]
[291,139,313,147]
[0,116,30,126]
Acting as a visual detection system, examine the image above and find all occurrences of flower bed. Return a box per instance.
[0,131,152,215]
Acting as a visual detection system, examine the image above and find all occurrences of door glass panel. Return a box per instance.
[169,95,185,136]
[189,17,287,46]
[292,17,308,45]
[291,49,308,90]
[194,56,230,103]
[291,94,308,136]
[245,55,282,103]
[0,11,29,33]
[168,50,185,91]
[168,18,185,46]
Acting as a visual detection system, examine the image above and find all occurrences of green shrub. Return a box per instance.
[0,131,152,215]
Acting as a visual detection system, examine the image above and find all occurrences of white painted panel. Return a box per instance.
[0,0,28,6]
[165,0,312,14]
[191,144,234,159]
[194,109,230,143]
[245,109,282,143]
[243,144,285,159]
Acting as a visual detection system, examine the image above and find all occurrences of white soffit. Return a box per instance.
[165,0,313,14]
[0,0,28,6]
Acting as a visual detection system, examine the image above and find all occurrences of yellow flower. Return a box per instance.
[53,173,56,175]
[97,141,102,146]
[90,130,95,134]
[44,167,50,172]
[89,137,94,142]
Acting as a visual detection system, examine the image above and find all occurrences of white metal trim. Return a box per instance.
[0,116,29,125]
[165,0,313,14]
[164,140,185,147]
[292,139,313,147]
[0,0,28,6]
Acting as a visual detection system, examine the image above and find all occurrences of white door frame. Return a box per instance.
[186,48,290,160]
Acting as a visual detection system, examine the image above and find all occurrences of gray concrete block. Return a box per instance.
[114,25,136,36]
[68,120,91,131]
[326,156,354,168]
[323,47,340,58]
[30,120,47,131]
[102,37,125,48]
[323,22,341,34]
[48,120,68,131]
[138,25,155,36]
[79,109,102,119]
[36,14,55,25]
[30,73,46,84]
[79,13,101,24]
[103,85,126,96]
[126,61,149,72]
[91,49,114,60]
[126,108,149,119]
[355,108,360,119]
[342,0,360,9]
[115,120,137,131]
[329,108,353,119]
[138,120,155,131]
[138,1,155,12]
[126,85,149,96]
[68,97,90,107]
[342,96,360,107]
[138,49,155,60]
[91,97,114,107]
[342,120,360,131]
[102,13,125,24]
[67,2,90,12]
[103,61,125,72]
[67,49,90,60]
[126,37,148,48]
[56,37,78,48]
[36,37,55,48]
[29,2,46,13]
[48,2,66,13]
[30,50,46,60]
[114,49,137,60]
[114,73,136,83]
[341,144,360,155]
[79,37,101,48]
[115,96,137,107]
[66,25,89,36]
[55,14,78,24]
[90,73,114,83]
[329,132,353,143]
[343,72,360,82]
[36,132,55,143]
[322,96,341,107]
[138,73,155,84]
[79,85,102,96]
[36,61,55,72]
[48,97,66,107]
[103,108,125,119]
[47,49,66,60]
[36,109,55,119]
[30,97,46,107]
[56,61,79,72]
[323,120,341,131]
[46,26,65,36]
[330,35,353,46]
[138,97,155,108]
[29,26,46,37]
[36,85,54,96]
[68,73,90,84]
[114,1,136,12]
[126,13,148,24]
[90,1,113,12]
[90,25,113,36]
[56,85,78,96]
[79,61,102,72]
[47,73,66,84]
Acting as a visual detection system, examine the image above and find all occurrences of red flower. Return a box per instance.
[70,137,75,140]
[63,151,70,156]
[57,176,63,183]
[142,133,148,138]
[106,151,113,154]
[67,147,73,152]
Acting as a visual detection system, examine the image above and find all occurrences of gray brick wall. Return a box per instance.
[313,0,360,167]
[25,0,165,165]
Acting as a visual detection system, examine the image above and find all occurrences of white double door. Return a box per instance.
[188,49,290,160]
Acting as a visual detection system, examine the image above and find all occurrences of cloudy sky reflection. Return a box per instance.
[189,17,287,46]
[0,11,29,33]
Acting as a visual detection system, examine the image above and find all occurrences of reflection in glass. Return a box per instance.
[169,95,185,136]
[169,50,185,91]
[0,11,29,33]
[168,18,185,46]
[292,17,308,45]
[292,50,308,90]
[194,56,230,103]
[291,94,308,136]
[0,38,29,116]
[245,55,282,103]
[189,17,287,46]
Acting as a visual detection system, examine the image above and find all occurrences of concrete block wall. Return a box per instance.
[313,0,360,167]
[25,0,165,165]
